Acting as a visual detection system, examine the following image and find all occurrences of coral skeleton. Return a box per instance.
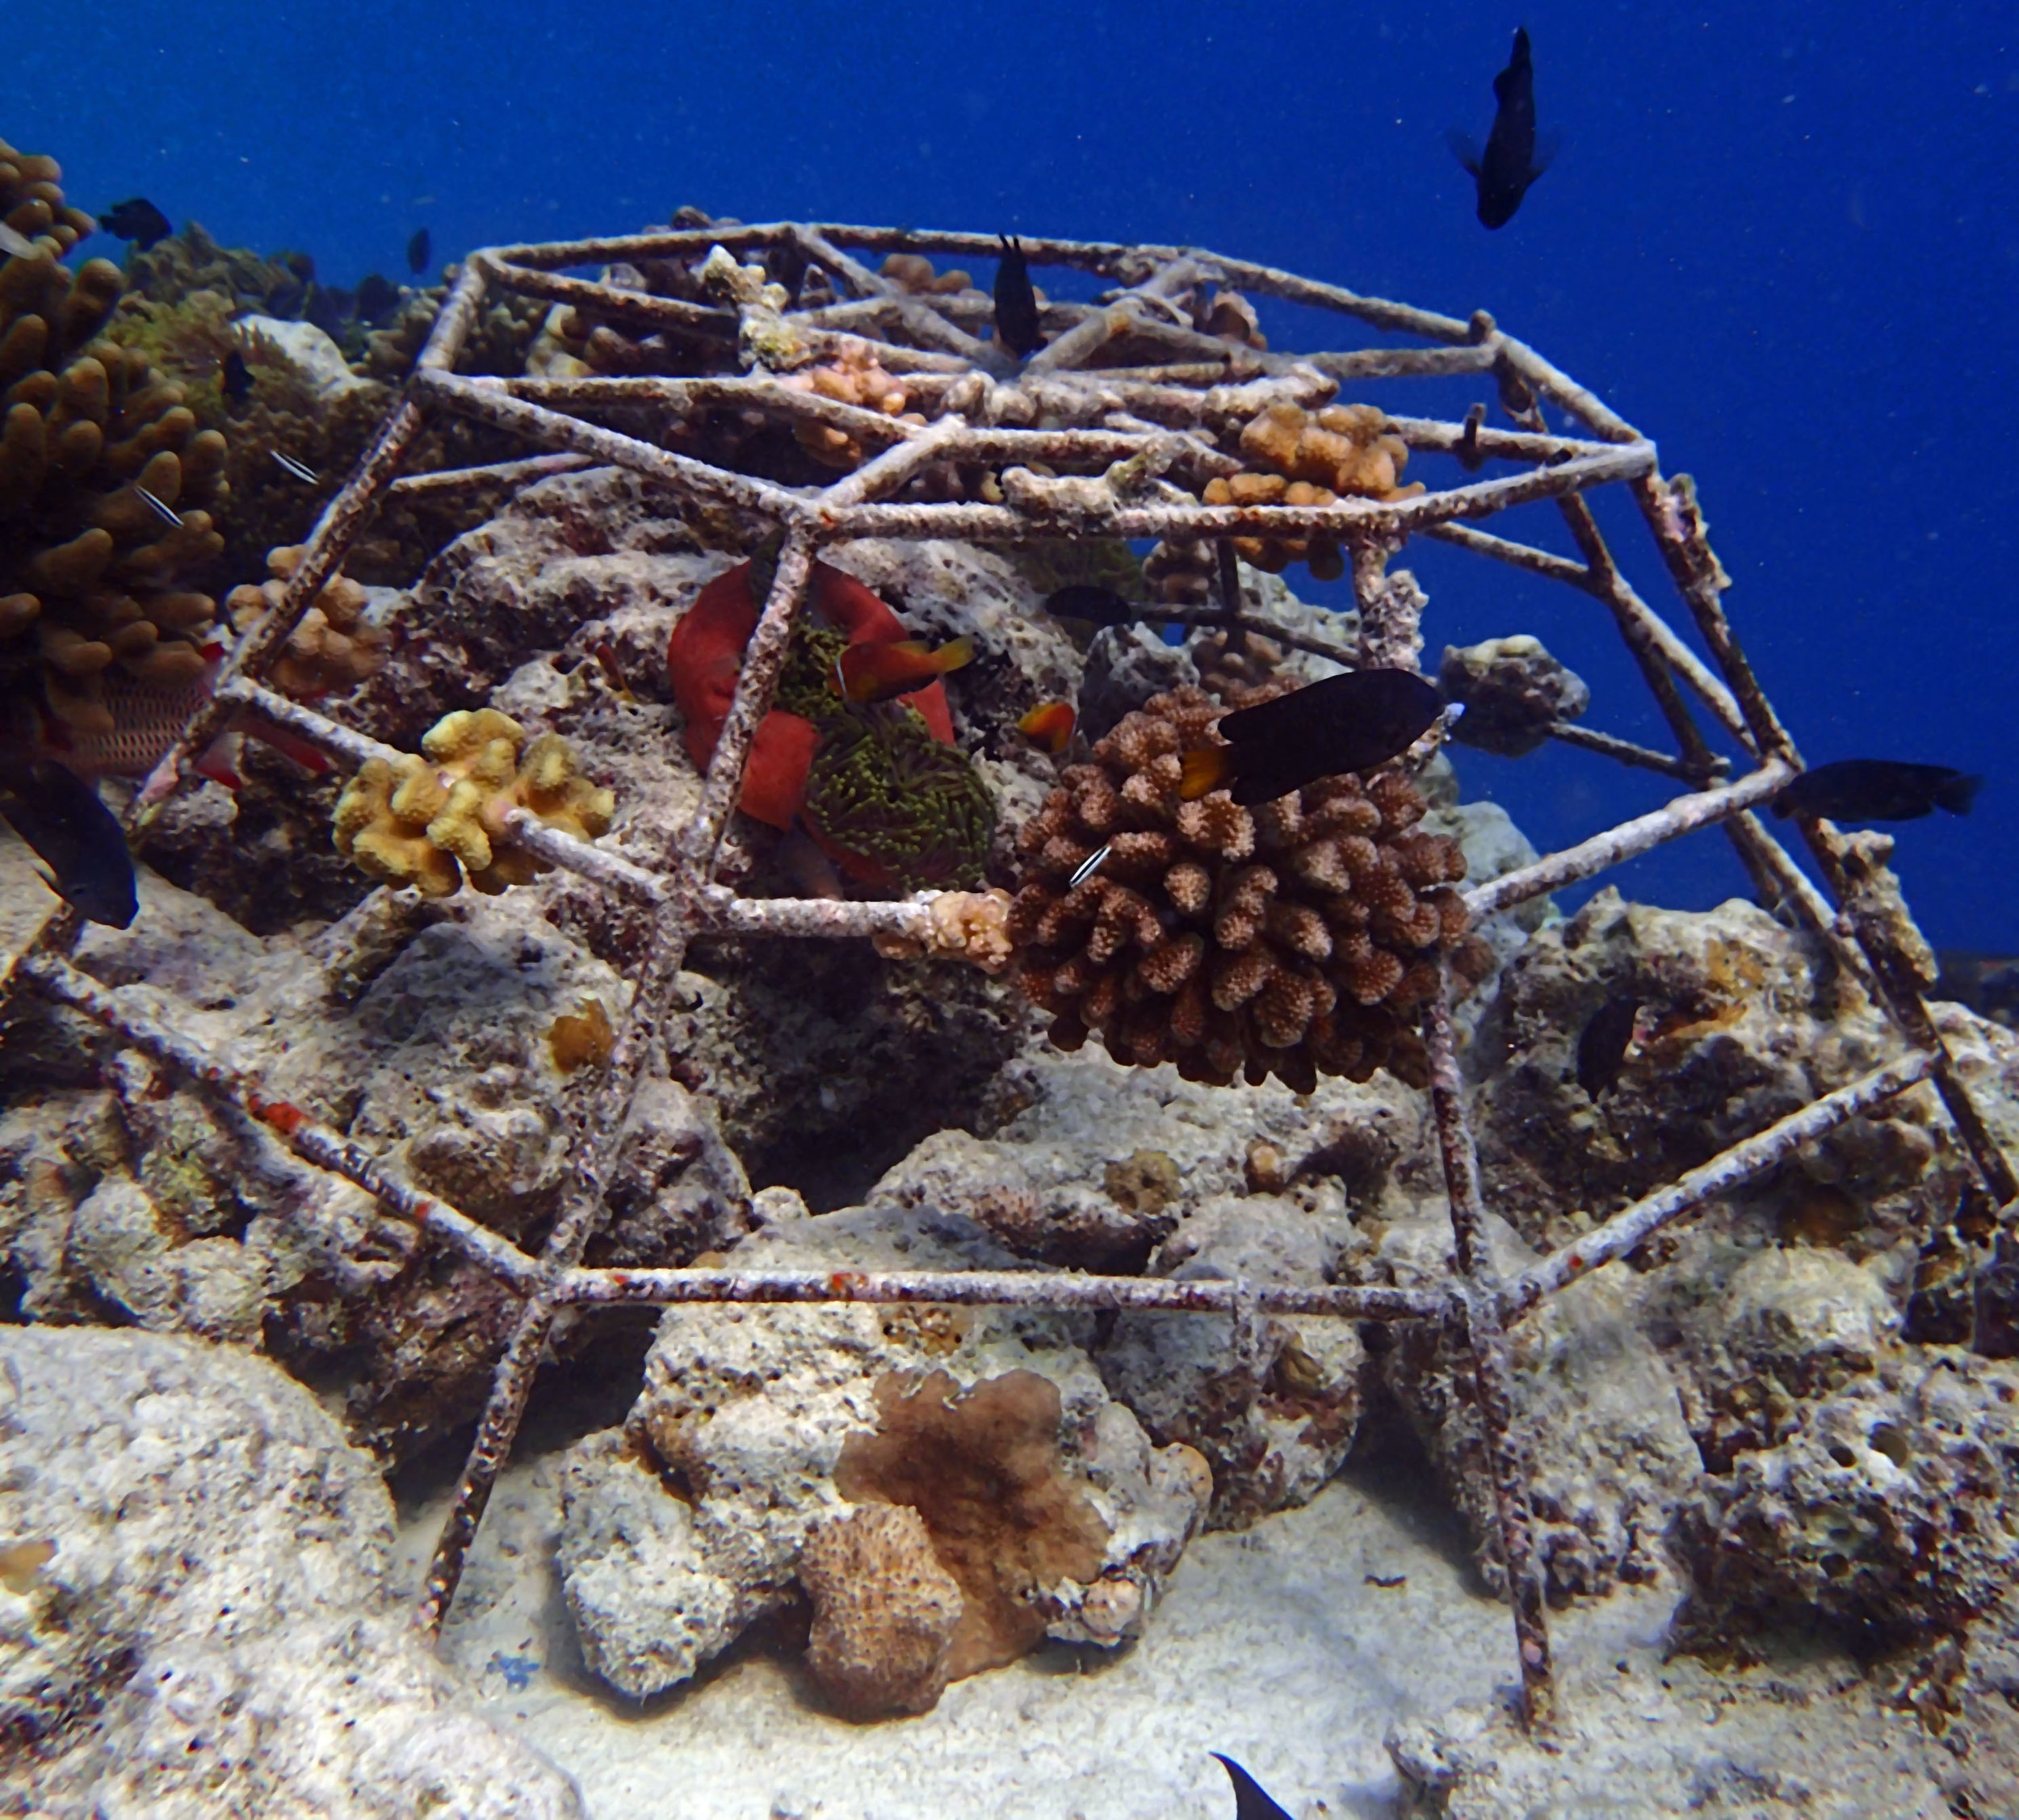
[3,214,2013,1742]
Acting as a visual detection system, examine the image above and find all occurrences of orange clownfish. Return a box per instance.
[1016,699,1076,754]
[834,636,975,706]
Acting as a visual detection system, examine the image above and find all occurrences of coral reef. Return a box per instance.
[1438,634,1591,758]
[1198,402,1421,580]
[1009,686,1473,1090]
[0,139,96,256]
[225,543,388,699]
[0,146,226,739]
[333,707,615,897]
[779,344,923,466]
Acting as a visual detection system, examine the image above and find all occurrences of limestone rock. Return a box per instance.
[1375,1206,1701,1599]
[1098,1190,1370,1529]
[0,1326,582,1817]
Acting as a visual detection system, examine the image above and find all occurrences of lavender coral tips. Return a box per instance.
[1008,686,1475,1092]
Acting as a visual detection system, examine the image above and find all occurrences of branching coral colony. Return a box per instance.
[4,213,2014,1733]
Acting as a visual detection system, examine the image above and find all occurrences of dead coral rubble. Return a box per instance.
[1010,685,1473,1091]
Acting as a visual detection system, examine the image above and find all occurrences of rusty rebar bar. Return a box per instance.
[1421,970,1555,1728]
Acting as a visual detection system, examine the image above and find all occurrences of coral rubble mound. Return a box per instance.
[1010,685,1474,1090]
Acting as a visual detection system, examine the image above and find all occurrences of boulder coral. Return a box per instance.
[333,707,614,896]
[1009,685,1476,1090]
[0,140,228,739]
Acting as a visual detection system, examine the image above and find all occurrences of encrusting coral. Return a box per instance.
[1439,634,1590,759]
[225,543,387,699]
[0,142,227,738]
[1201,401,1422,581]
[1009,685,1475,1090]
[333,707,614,896]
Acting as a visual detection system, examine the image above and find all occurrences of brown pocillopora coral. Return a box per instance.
[225,543,388,700]
[1010,685,1472,1092]
[0,140,227,737]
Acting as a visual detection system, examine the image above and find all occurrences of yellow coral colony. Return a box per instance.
[225,544,388,699]
[333,708,614,897]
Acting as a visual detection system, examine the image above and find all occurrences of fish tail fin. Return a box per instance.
[1937,773,1984,816]
[933,636,976,675]
[1446,128,1483,178]
[1178,748,1232,801]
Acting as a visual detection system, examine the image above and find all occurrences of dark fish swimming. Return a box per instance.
[1179,669,1447,806]
[0,760,139,928]
[354,272,402,327]
[1771,759,1982,824]
[220,348,254,403]
[1041,584,1142,631]
[993,233,1044,358]
[407,227,432,275]
[99,197,172,250]
[1449,27,1555,229]
[1211,1754,1293,1820]
[1576,992,1643,1098]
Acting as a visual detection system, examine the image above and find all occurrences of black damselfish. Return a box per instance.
[993,233,1044,357]
[1449,27,1554,229]
[1576,992,1642,1098]
[99,197,171,250]
[221,348,254,403]
[1181,669,1446,807]
[1211,1754,1293,1820]
[1772,760,1982,824]
[0,761,137,928]
[407,227,431,275]
[1041,584,1142,630]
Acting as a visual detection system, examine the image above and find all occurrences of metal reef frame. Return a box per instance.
[3,221,2012,1734]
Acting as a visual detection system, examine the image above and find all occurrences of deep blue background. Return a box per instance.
[15,2,2016,948]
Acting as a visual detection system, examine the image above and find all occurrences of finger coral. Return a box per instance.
[0,140,96,257]
[0,147,227,740]
[1200,402,1423,581]
[1008,685,1471,1091]
[225,544,388,700]
[333,707,615,897]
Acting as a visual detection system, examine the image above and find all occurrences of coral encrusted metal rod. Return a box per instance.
[16,951,542,1290]
[1501,1047,1941,1319]
[553,1266,1441,1321]
[1461,762,1794,922]
[1421,970,1555,1730]
[417,372,804,523]
[386,451,595,499]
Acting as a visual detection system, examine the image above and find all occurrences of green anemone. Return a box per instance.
[803,702,994,891]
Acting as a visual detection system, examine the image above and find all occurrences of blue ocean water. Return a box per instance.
[15,1,2015,946]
